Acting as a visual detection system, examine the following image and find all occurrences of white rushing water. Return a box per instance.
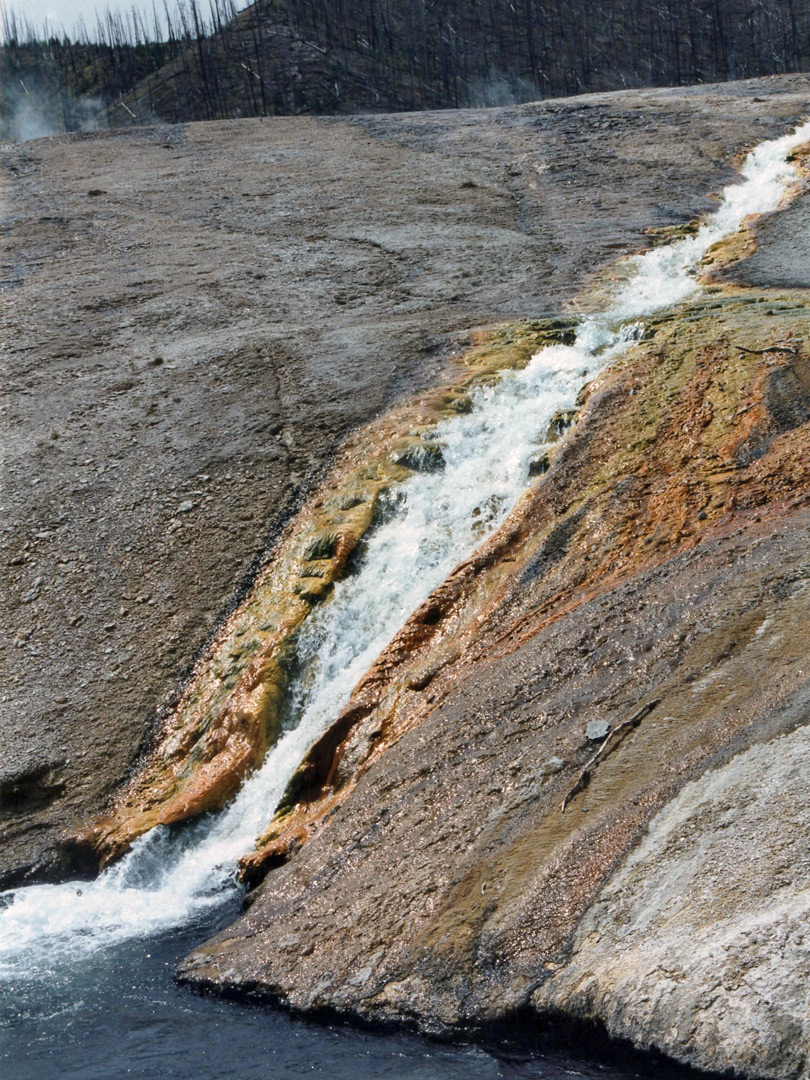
[2,119,809,979]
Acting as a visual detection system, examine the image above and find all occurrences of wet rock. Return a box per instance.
[448,393,473,414]
[178,150,810,1077]
[180,506,810,1061]
[643,219,701,246]
[544,408,578,442]
[7,74,810,1077]
[391,441,445,473]
[302,534,339,561]
[528,453,551,477]
[61,314,595,868]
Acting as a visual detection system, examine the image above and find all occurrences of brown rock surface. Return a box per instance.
[7,77,810,887]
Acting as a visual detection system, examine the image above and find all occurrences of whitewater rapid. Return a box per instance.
[2,118,809,979]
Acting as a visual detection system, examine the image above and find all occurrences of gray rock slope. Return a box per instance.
[536,686,810,1078]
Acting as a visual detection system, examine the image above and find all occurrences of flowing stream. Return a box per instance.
[3,119,810,1078]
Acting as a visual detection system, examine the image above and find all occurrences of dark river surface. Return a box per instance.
[1,895,699,1080]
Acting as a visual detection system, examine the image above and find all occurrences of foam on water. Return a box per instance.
[2,118,808,979]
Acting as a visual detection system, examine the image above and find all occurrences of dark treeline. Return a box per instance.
[3,0,810,136]
[0,2,233,137]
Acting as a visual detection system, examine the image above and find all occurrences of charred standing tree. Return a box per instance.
[3,0,810,135]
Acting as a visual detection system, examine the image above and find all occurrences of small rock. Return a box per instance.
[539,756,565,776]
[544,408,578,443]
[586,720,611,741]
[528,453,551,477]
[407,667,436,691]
[348,965,373,987]
[697,509,707,521]
[391,442,445,473]
[177,500,195,514]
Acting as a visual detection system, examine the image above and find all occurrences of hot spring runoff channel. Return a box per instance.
[3,120,810,1080]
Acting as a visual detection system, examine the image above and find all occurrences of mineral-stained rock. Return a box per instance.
[527,453,551,476]
[225,282,810,886]
[61,318,565,871]
[179,248,810,1076]
[544,408,579,442]
[6,73,810,1078]
[179,508,810,1054]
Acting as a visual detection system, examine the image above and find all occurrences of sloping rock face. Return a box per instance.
[534,713,810,1078]
[6,77,810,889]
[179,254,810,1069]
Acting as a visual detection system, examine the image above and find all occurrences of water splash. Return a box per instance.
[2,117,808,978]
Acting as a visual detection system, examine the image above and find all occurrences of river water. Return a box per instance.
[2,896,705,1080]
[3,119,809,1078]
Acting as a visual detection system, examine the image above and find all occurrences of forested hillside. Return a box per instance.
[3,0,810,134]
